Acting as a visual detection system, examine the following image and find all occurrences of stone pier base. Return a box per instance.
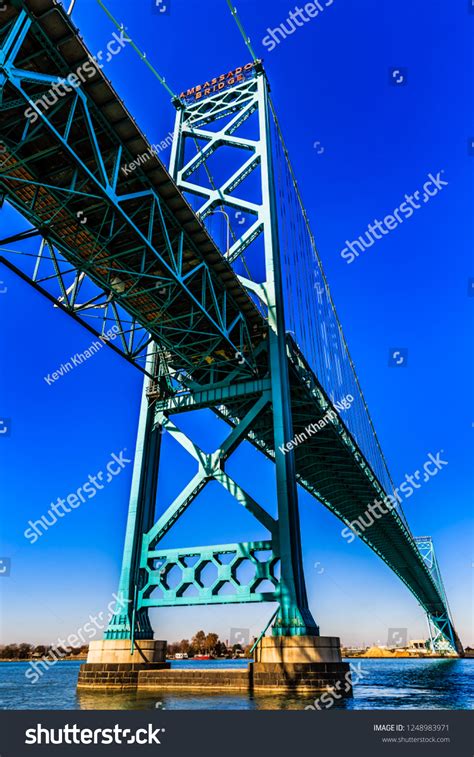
[77,662,170,691]
[251,635,351,694]
[86,639,167,664]
[77,636,352,696]
[254,635,343,664]
[77,639,170,691]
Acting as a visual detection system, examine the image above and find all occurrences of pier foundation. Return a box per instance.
[77,636,352,696]
[86,639,167,665]
[251,635,351,694]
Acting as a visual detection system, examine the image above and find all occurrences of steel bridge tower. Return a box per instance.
[415,537,458,653]
[104,62,320,648]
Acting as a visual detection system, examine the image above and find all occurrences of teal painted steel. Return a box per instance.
[415,537,461,654]
[141,541,279,607]
[105,348,158,640]
[255,72,317,635]
[169,66,318,635]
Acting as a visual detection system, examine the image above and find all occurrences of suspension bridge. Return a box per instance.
[0,0,462,693]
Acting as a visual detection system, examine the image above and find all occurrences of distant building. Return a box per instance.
[408,640,427,651]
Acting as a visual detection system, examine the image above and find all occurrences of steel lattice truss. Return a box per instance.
[0,4,262,383]
[175,76,264,267]
[415,537,457,652]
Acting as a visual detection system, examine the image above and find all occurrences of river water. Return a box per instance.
[0,659,472,710]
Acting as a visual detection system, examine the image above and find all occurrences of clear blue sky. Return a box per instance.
[0,0,472,649]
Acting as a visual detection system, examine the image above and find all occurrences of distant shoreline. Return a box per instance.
[1,654,472,662]
[0,656,88,662]
[344,654,472,659]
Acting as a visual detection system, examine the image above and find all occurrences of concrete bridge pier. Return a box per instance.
[77,636,352,697]
[251,635,352,694]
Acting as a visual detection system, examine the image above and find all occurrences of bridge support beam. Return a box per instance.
[103,348,159,643]
[257,69,318,637]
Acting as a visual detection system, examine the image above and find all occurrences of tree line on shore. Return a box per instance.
[0,630,253,660]
[0,643,88,659]
[167,630,252,657]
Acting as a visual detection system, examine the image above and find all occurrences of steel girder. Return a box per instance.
[139,393,280,610]
[142,541,279,607]
[0,5,263,384]
[171,75,264,270]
